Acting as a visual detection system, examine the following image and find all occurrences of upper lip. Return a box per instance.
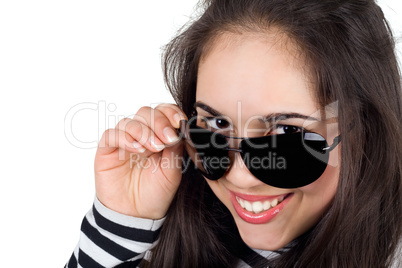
[230,191,290,202]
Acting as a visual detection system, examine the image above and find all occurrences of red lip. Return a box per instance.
[229,191,293,224]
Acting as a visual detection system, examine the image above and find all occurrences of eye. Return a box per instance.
[200,117,232,131]
[269,124,302,135]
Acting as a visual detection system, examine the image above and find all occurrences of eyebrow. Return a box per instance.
[194,101,223,116]
[194,101,319,122]
[262,113,319,122]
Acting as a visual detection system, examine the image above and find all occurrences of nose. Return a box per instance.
[224,152,266,189]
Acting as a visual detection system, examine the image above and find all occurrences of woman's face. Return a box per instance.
[196,33,340,250]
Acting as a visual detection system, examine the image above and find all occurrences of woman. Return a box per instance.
[66,0,401,267]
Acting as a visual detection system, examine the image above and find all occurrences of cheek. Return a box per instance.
[289,164,340,239]
[300,163,340,208]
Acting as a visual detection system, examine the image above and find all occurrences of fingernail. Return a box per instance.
[163,127,180,143]
[173,113,182,128]
[150,139,165,151]
[132,142,146,153]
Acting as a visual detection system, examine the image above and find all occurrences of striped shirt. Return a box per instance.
[65,198,277,268]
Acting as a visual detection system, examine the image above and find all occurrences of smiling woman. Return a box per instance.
[65,0,401,267]
[185,34,341,250]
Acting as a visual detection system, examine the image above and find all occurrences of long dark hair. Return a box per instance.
[143,0,402,267]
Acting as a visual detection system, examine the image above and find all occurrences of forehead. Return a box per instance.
[196,32,320,121]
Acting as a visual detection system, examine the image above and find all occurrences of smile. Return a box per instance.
[229,192,293,224]
[235,195,286,214]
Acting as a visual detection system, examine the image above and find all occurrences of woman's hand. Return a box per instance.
[94,104,186,219]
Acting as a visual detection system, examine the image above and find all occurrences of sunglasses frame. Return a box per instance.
[180,119,341,152]
[180,119,341,188]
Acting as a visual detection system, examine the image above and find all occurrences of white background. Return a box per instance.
[0,1,400,267]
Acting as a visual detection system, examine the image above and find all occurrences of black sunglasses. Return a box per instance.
[180,119,341,189]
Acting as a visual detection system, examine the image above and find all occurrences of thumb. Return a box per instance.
[159,140,184,187]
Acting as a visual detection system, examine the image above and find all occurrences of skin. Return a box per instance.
[196,32,341,250]
[95,103,187,219]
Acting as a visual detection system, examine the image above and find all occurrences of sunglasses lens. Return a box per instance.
[184,122,231,180]
[240,132,329,188]
[182,120,331,188]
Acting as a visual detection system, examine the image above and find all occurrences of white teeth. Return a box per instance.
[236,195,285,214]
[263,201,271,210]
[252,201,263,214]
[244,200,252,211]
[236,197,245,208]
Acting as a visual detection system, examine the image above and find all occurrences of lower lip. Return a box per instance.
[229,192,293,224]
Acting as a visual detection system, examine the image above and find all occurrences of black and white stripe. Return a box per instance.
[65,198,279,268]
[65,198,164,268]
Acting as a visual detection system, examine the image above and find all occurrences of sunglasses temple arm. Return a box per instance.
[179,120,188,140]
[322,135,342,152]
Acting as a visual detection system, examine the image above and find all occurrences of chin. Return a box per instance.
[234,217,291,251]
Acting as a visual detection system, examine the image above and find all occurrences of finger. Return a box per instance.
[159,141,184,187]
[115,118,166,153]
[154,103,187,129]
[134,106,184,146]
[97,128,146,156]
